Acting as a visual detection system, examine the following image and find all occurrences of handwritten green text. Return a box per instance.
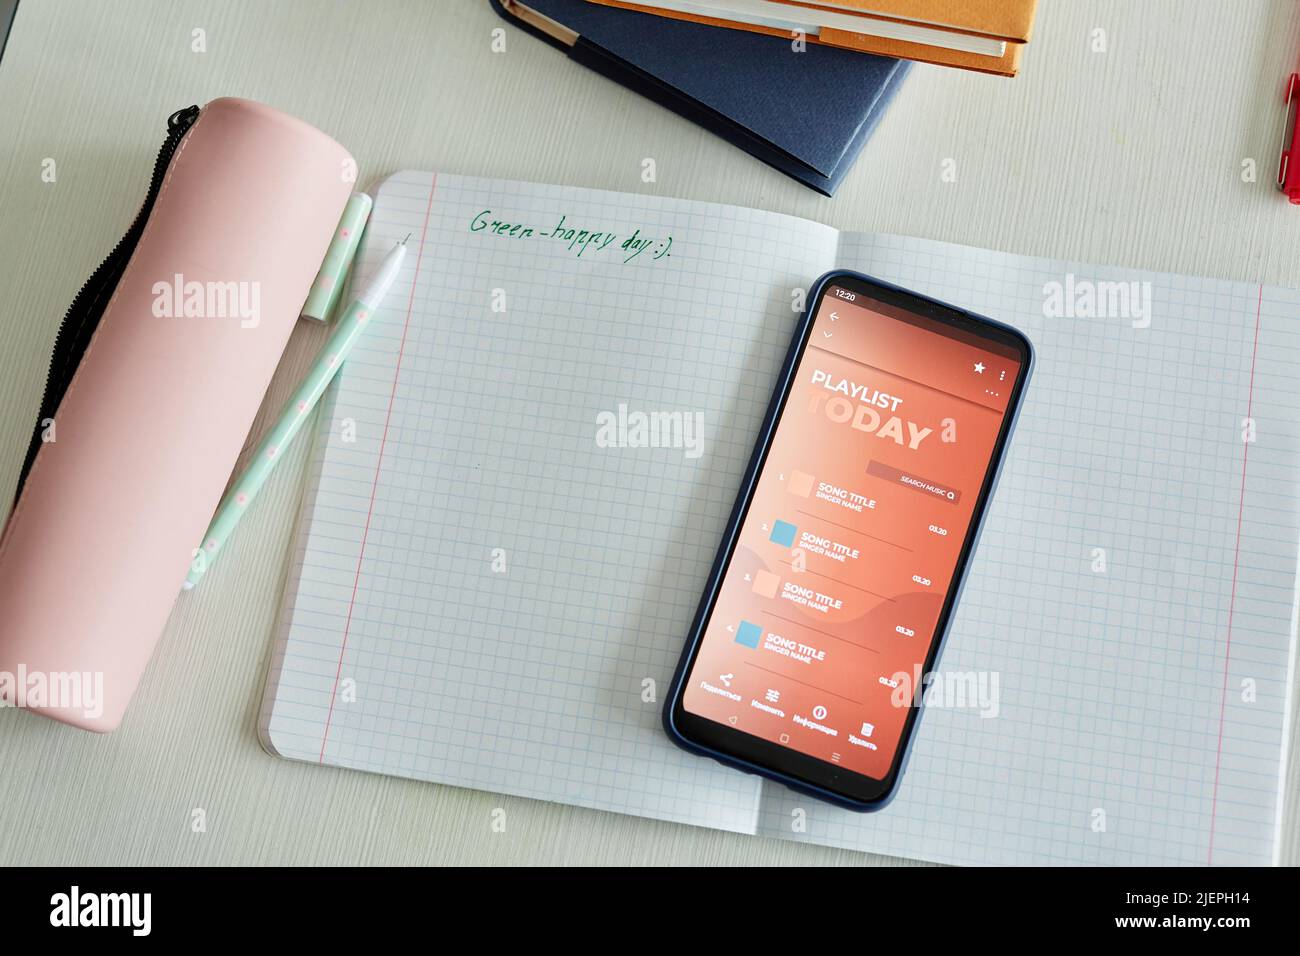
[469,210,673,264]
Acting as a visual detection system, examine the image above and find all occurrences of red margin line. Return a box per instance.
[1207,283,1263,863]
[319,173,437,762]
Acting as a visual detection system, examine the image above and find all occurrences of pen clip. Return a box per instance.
[301,193,372,322]
[1277,73,1298,191]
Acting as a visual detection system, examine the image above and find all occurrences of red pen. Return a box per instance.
[1278,72,1300,203]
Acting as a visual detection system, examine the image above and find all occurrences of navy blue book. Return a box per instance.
[490,0,909,196]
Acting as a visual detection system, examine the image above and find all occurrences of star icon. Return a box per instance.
[974,362,986,373]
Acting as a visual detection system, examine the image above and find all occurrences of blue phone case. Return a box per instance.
[662,269,1035,812]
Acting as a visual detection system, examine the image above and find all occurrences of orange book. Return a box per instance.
[821,0,1035,42]
[586,0,1037,76]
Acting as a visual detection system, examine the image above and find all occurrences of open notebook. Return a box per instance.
[260,170,1299,866]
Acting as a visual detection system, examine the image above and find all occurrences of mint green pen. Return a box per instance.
[183,236,409,590]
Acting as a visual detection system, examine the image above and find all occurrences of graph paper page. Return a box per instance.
[753,232,1300,865]
[260,171,840,832]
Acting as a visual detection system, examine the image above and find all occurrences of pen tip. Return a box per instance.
[401,233,411,245]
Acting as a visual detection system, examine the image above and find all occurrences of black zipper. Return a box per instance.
[13,105,201,507]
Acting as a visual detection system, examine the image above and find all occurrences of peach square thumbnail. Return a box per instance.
[752,569,780,599]
[788,470,815,498]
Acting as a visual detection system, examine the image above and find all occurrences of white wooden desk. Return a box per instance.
[0,0,1297,865]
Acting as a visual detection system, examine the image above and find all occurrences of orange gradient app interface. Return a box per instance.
[683,287,1022,779]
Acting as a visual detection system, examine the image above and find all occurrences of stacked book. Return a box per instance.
[494,0,911,195]
[589,0,1038,76]
[494,0,1037,196]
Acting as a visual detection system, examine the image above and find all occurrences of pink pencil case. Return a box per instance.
[0,98,355,731]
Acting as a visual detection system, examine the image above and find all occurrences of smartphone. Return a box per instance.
[664,270,1032,810]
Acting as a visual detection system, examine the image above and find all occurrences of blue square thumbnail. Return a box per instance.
[769,520,797,548]
[735,620,762,649]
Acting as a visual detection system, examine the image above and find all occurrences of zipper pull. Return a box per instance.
[169,105,201,133]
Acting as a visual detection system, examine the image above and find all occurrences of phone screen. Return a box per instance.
[677,276,1027,793]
